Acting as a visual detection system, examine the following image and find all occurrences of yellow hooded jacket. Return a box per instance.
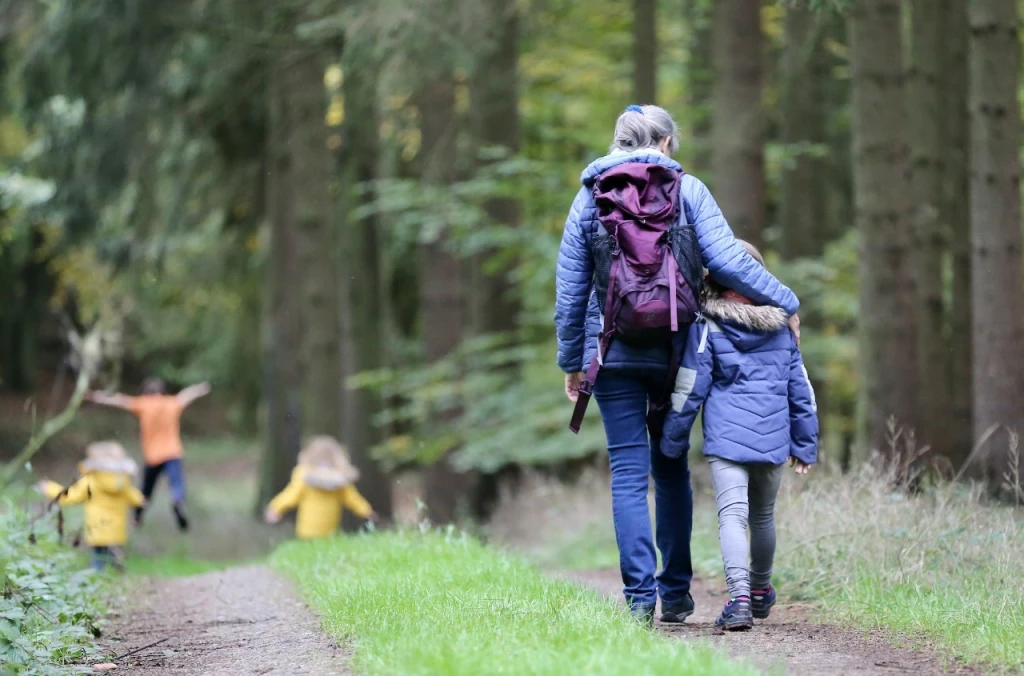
[43,468,145,547]
[267,467,373,540]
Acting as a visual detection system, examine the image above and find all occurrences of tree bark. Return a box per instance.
[292,51,341,440]
[967,0,1024,483]
[683,0,713,174]
[633,0,657,104]
[258,48,305,508]
[945,0,972,466]
[419,69,469,525]
[907,0,951,458]
[711,0,765,247]
[779,3,829,260]
[847,0,921,457]
[470,0,521,338]
[339,56,393,521]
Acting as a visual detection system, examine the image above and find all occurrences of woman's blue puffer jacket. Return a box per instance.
[554,150,800,374]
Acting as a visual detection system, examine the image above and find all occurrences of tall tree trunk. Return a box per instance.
[683,0,713,173]
[967,0,1024,483]
[848,0,921,457]
[293,51,341,439]
[633,0,657,104]
[945,0,972,465]
[907,0,950,458]
[468,0,522,519]
[419,70,468,525]
[711,0,765,247]
[779,3,829,259]
[258,48,305,508]
[470,0,521,338]
[340,56,393,521]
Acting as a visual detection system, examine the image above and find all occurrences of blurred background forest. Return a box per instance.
[1,0,1022,525]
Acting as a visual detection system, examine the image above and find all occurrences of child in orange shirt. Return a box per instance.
[85,377,211,531]
[264,436,378,539]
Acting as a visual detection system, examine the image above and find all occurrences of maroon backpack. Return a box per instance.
[569,162,703,435]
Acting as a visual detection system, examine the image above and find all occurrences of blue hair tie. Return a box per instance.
[625,104,643,114]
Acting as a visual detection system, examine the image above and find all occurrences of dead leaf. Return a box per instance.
[93,664,118,672]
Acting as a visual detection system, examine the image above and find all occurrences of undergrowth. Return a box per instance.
[273,529,753,675]
[0,501,106,675]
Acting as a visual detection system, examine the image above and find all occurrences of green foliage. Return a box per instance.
[0,502,105,675]
[273,529,754,675]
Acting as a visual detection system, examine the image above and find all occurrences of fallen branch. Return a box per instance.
[112,637,170,661]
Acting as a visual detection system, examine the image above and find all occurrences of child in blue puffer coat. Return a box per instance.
[662,241,818,631]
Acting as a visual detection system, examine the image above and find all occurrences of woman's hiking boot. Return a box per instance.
[630,603,656,629]
[659,593,695,623]
[714,597,753,631]
[750,586,776,619]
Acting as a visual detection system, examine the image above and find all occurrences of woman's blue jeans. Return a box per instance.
[594,370,693,610]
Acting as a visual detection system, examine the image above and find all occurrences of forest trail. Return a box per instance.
[567,568,978,675]
[102,561,978,675]
[102,565,349,675]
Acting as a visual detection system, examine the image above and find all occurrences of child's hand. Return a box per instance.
[263,507,281,524]
[367,512,382,527]
[788,458,811,475]
[34,480,49,495]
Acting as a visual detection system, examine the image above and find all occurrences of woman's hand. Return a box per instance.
[564,372,585,402]
[263,507,281,525]
[788,313,801,348]
[788,457,810,475]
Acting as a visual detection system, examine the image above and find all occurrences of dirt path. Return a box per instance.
[103,565,349,675]
[567,568,977,675]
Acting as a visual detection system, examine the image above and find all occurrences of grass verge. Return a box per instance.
[272,530,753,676]
[495,465,1024,670]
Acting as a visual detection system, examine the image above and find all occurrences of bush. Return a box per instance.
[0,499,106,675]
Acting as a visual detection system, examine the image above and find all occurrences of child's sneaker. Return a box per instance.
[660,593,695,623]
[751,586,776,619]
[714,597,753,631]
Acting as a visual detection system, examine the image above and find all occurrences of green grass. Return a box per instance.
[273,530,753,676]
[757,469,1024,670]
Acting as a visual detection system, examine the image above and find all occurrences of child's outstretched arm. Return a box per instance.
[341,485,376,522]
[177,382,212,408]
[788,342,819,469]
[123,483,146,508]
[264,470,304,524]
[84,391,136,411]
[37,478,91,505]
[662,321,714,458]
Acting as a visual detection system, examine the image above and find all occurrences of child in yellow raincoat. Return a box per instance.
[264,436,378,539]
[36,441,146,571]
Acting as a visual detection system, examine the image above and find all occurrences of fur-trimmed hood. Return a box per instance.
[702,287,789,332]
[80,456,138,476]
[300,465,357,491]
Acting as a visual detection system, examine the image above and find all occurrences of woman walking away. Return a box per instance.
[37,442,146,571]
[554,105,800,626]
[264,436,379,539]
[85,377,211,532]
[662,241,818,631]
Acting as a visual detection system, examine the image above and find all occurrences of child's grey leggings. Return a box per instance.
[708,458,784,599]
